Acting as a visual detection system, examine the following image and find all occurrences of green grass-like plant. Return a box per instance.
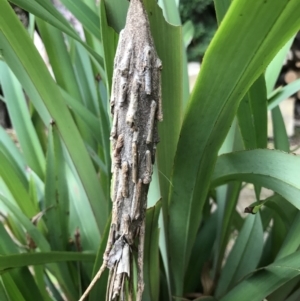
[0,0,300,300]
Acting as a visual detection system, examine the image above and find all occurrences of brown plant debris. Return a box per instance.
[79,0,162,300]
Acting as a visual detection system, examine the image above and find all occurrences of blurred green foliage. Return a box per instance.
[179,0,217,61]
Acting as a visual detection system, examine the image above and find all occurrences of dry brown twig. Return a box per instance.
[79,0,162,300]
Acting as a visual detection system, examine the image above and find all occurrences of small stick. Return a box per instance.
[108,265,118,301]
[119,41,132,75]
[78,262,106,301]
[119,76,128,107]
[114,134,124,155]
[143,46,153,95]
[106,270,113,301]
[112,272,123,300]
[114,134,124,166]
[133,130,139,142]
[121,161,129,198]
[146,100,157,144]
[130,179,142,220]
[112,166,120,201]
[123,214,131,238]
[143,150,152,184]
[156,64,163,121]
[156,58,162,70]
[132,142,138,183]
[126,78,140,126]
[110,30,125,111]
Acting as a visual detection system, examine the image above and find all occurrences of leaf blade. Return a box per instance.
[168,0,300,293]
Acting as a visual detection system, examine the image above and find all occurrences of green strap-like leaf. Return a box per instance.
[158,0,181,25]
[0,62,45,179]
[0,152,37,218]
[0,128,27,186]
[212,149,300,210]
[276,212,300,260]
[237,75,268,149]
[182,21,194,48]
[168,0,300,294]
[271,106,289,152]
[1,274,26,301]
[0,0,108,233]
[265,37,295,95]
[144,200,162,301]
[44,125,69,251]
[286,285,300,301]
[215,214,263,296]
[100,0,118,97]
[0,252,95,273]
[220,251,300,301]
[268,79,300,110]
[103,0,129,33]
[184,212,217,293]
[59,0,101,40]
[0,279,10,301]
[60,88,102,141]
[10,0,104,68]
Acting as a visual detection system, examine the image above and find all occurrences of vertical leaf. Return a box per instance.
[1,274,27,301]
[215,214,264,296]
[276,212,300,260]
[184,212,217,293]
[0,0,108,233]
[144,200,161,301]
[0,279,10,301]
[44,124,69,250]
[220,251,300,301]
[100,1,118,96]
[265,37,295,95]
[271,106,289,152]
[0,151,37,217]
[167,0,300,295]
[237,75,268,149]
[0,62,45,179]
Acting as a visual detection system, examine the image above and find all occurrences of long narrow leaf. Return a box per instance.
[268,79,300,110]
[271,106,289,152]
[10,0,104,68]
[0,0,108,233]
[44,124,69,250]
[0,252,95,273]
[0,62,45,179]
[212,149,300,210]
[216,214,263,296]
[144,200,161,301]
[220,251,300,301]
[168,0,300,293]
[276,212,300,260]
[237,75,267,149]
[59,0,101,40]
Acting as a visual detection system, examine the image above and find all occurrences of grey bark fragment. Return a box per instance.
[103,0,163,300]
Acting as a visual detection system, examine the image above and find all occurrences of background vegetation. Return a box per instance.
[0,0,300,300]
[179,0,216,61]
